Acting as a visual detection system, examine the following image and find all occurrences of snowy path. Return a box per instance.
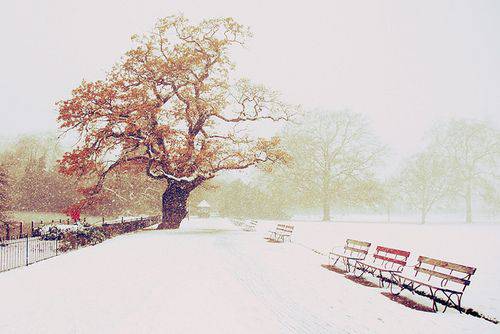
[0,219,497,333]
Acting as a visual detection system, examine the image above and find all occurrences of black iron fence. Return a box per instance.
[0,237,58,273]
[0,215,160,273]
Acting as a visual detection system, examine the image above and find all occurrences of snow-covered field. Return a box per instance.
[0,218,498,333]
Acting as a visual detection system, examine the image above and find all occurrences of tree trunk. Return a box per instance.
[465,182,472,224]
[420,210,426,224]
[321,166,331,222]
[322,193,331,222]
[157,180,192,230]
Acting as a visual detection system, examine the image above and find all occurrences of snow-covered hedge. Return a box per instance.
[39,216,160,252]
[99,216,159,238]
[39,223,81,240]
[40,222,106,252]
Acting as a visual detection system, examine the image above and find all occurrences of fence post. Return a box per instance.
[19,222,23,238]
[6,224,10,240]
[25,236,29,266]
[121,217,124,224]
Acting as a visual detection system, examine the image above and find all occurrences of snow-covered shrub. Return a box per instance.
[40,225,65,240]
[40,222,106,251]
[40,217,158,252]
[74,225,106,245]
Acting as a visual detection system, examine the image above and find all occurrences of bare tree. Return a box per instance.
[377,177,401,223]
[399,150,450,224]
[431,119,500,223]
[281,110,384,221]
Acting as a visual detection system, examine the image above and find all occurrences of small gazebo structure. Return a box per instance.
[196,200,211,218]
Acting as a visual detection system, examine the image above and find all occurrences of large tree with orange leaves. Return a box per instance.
[57,16,294,229]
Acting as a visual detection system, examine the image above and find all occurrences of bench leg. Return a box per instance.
[343,258,352,272]
[442,292,451,313]
[429,287,439,312]
[353,262,367,278]
[440,291,462,313]
[378,270,388,288]
[389,274,403,296]
[329,254,340,267]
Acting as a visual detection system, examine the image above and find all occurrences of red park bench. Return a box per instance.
[267,224,294,243]
[389,256,476,312]
[353,245,411,287]
[328,239,371,272]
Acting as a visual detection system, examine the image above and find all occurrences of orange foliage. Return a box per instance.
[57,15,295,207]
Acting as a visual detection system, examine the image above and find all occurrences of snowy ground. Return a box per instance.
[0,218,498,333]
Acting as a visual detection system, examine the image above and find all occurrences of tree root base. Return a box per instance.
[157,223,181,230]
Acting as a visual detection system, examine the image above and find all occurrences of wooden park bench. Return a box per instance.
[353,245,410,287]
[231,219,245,227]
[267,224,294,243]
[242,220,258,232]
[389,256,476,312]
[328,239,371,272]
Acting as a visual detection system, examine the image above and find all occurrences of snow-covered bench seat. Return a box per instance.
[353,245,410,287]
[389,256,476,312]
[328,239,371,272]
[266,224,294,243]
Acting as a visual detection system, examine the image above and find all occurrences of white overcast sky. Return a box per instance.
[0,0,499,157]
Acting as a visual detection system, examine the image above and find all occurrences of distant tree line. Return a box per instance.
[266,113,499,224]
[0,114,498,224]
[0,165,9,222]
[395,119,500,223]
[0,135,165,220]
[205,112,499,224]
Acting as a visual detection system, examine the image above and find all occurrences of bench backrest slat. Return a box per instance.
[274,224,294,235]
[373,254,407,267]
[343,239,371,257]
[376,246,410,258]
[417,256,476,275]
[372,245,410,267]
[344,246,369,255]
[416,267,472,286]
[414,256,476,290]
[346,239,371,247]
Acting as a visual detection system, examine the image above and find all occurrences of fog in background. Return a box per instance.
[1,0,499,158]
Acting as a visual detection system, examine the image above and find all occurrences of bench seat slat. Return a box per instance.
[415,267,471,286]
[344,246,369,254]
[392,273,465,293]
[268,224,294,242]
[376,246,410,258]
[331,252,365,260]
[358,261,403,273]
